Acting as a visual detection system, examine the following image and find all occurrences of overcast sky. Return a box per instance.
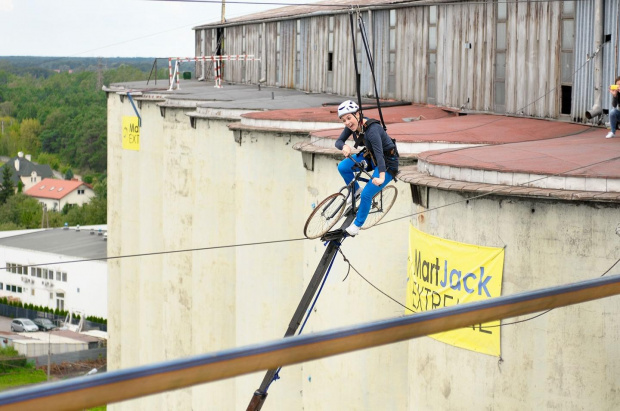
[0,0,307,58]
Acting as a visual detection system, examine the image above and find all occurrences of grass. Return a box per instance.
[0,368,47,390]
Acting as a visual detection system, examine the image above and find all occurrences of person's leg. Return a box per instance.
[610,108,620,134]
[337,152,365,192]
[353,168,394,228]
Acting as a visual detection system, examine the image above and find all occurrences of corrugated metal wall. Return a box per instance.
[395,7,428,103]
[506,1,560,118]
[193,0,620,123]
[574,0,620,123]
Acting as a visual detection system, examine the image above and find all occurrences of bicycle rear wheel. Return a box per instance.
[362,185,398,230]
[304,193,346,239]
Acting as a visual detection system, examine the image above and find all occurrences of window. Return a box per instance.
[49,293,53,299]
[0,283,3,290]
[56,271,61,281]
[62,273,67,282]
[78,189,85,195]
[17,287,21,293]
[31,267,36,276]
[326,16,334,90]
[42,269,48,280]
[36,268,42,278]
[31,289,34,296]
[560,3,574,115]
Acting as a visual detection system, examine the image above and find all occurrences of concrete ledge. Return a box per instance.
[399,167,620,203]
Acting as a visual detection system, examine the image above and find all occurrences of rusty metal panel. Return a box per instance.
[300,16,329,93]
[572,0,619,124]
[373,10,390,98]
[332,13,356,97]
[264,22,277,86]
[435,2,496,112]
[603,0,620,111]
[573,1,595,124]
[395,7,428,102]
[190,0,617,123]
[503,1,561,118]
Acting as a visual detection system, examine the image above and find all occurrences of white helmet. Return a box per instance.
[337,100,359,118]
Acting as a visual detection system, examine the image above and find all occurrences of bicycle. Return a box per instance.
[303,156,398,239]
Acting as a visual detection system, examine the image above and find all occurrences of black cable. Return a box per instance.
[378,153,620,226]
[480,256,620,329]
[339,248,620,330]
[0,237,308,272]
[338,248,414,313]
[349,9,364,123]
[357,12,386,131]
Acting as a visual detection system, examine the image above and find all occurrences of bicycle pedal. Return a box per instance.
[321,229,345,242]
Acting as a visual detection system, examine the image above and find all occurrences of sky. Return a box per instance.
[0,0,311,58]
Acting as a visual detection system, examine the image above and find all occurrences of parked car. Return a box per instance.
[33,318,58,332]
[10,318,39,332]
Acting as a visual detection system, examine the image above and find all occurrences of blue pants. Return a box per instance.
[337,152,393,227]
[610,108,620,133]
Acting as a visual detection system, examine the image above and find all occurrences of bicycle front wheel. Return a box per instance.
[304,193,346,239]
[362,185,398,230]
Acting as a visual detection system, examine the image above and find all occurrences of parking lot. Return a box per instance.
[0,316,14,332]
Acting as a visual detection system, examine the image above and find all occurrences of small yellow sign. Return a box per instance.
[122,116,140,151]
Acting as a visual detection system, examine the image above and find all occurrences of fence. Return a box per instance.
[0,304,106,332]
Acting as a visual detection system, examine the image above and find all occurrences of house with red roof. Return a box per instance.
[24,178,95,211]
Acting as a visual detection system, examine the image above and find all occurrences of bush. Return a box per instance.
[0,346,27,373]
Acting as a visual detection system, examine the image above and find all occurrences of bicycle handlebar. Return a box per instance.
[349,155,373,180]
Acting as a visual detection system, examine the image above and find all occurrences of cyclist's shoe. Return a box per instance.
[345,222,361,236]
[346,187,362,206]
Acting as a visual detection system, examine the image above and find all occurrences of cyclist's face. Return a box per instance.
[341,113,359,131]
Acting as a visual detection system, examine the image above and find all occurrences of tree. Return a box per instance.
[0,166,14,204]
[64,168,74,180]
[19,118,41,155]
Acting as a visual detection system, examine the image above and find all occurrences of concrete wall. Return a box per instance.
[107,96,414,410]
[13,340,87,357]
[108,93,620,409]
[409,188,620,409]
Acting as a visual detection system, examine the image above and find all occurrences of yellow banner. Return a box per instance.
[406,225,505,356]
[122,116,140,151]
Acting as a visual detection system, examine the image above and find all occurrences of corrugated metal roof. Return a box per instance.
[193,0,425,28]
[0,228,107,260]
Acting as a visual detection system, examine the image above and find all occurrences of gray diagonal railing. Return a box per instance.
[0,274,619,411]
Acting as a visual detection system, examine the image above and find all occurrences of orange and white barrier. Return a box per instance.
[167,55,260,91]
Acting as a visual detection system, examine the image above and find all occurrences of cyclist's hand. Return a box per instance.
[342,145,351,157]
[372,176,385,186]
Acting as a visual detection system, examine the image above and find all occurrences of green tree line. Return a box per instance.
[0,58,166,229]
[0,60,166,172]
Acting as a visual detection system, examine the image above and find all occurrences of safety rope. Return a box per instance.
[356,11,387,131]
[349,8,364,122]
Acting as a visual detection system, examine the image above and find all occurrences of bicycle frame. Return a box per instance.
[321,157,387,218]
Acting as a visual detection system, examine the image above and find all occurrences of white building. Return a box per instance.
[24,178,96,211]
[0,227,107,318]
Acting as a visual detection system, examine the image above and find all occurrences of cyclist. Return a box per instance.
[335,100,399,236]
